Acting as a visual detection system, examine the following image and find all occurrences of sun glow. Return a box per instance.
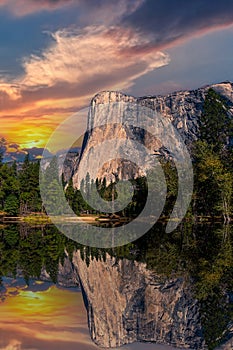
[0,281,96,349]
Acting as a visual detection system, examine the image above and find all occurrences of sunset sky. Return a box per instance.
[0,0,233,159]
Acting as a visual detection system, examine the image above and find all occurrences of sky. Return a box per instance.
[0,0,233,159]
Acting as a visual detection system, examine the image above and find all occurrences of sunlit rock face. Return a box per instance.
[72,251,205,349]
[73,82,233,187]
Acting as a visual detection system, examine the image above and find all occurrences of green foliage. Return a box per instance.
[0,137,6,165]
[0,161,20,214]
[200,88,232,153]
[18,155,42,214]
[40,156,64,216]
[0,220,232,350]
[192,88,233,221]
[4,194,19,216]
[193,141,228,217]
[0,224,79,284]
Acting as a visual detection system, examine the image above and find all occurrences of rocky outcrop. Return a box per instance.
[73,82,233,186]
[61,151,80,183]
[41,150,80,184]
[72,251,205,349]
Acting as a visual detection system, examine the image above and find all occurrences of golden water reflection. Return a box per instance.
[0,277,181,350]
[0,277,96,350]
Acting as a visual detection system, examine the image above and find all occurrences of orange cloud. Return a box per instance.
[0,340,22,350]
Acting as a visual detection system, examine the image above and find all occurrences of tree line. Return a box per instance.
[0,88,232,221]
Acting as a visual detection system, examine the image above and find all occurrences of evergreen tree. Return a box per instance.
[65,179,75,208]
[19,155,41,214]
[4,194,19,216]
[41,157,64,216]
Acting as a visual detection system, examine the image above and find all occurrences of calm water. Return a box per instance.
[0,277,180,350]
[0,223,232,350]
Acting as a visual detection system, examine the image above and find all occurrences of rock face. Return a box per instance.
[61,151,80,184]
[72,251,205,349]
[41,150,80,184]
[73,82,233,186]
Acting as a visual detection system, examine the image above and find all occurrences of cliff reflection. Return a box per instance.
[74,222,233,350]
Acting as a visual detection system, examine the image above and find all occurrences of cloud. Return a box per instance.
[8,143,19,150]
[0,83,21,100]
[122,0,233,47]
[3,0,232,151]
[0,340,22,350]
[0,26,169,100]
[76,0,144,26]
[21,26,169,90]
[0,0,74,16]
[2,139,52,162]
[0,284,96,350]
[1,1,232,151]
[0,0,144,20]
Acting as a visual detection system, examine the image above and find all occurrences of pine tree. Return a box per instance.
[4,194,19,216]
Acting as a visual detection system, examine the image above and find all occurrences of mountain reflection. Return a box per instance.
[0,222,232,349]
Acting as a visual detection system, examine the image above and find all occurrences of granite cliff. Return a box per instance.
[70,82,233,349]
[73,82,233,186]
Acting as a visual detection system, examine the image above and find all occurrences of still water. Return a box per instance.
[0,277,179,350]
[0,223,232,350]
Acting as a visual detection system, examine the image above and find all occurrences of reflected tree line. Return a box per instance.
[0,224,78,285]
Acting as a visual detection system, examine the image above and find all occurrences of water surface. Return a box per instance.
[0,223,232,349]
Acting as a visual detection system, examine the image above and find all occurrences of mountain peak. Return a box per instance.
[91,81,233,106]
[91,90,136,106]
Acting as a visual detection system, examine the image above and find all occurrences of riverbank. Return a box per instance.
[0,213,231,225]
[0,213,99,224]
